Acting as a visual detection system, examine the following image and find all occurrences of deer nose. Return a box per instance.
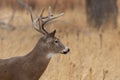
[63,48,70,54]
[62,47,70,54]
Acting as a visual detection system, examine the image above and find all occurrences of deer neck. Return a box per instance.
[28,45,50,60]
[24,41,52,79]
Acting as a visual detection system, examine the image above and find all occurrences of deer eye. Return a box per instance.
[55,40,59,43]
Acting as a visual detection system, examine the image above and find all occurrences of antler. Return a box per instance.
[30,6,64,35]
[17,0,63,35]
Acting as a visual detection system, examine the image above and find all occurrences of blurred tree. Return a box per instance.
[86,0,118,28]
[29,0,36,10]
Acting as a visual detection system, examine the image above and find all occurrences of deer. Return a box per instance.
[0,7,70,80]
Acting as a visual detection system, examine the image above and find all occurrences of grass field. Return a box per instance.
[0,7,120,80]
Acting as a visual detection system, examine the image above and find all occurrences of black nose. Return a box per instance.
[63,48,70,54]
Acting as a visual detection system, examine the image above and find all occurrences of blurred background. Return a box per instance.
[0,0,120,80]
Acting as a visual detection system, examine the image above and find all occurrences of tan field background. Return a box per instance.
[1,0,120,80]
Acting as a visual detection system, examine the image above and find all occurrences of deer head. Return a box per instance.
[30,7,70,55]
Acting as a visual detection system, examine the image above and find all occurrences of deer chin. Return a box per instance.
[60,47,70,54]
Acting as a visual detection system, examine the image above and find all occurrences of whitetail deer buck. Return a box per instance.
[0,7,70,80]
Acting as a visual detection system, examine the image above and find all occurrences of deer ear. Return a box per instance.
[48,30,56,37]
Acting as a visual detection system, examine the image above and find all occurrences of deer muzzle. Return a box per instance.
[61,47,70,54]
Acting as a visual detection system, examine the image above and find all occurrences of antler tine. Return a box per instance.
[29,7,46,34]
[39,7,55,34]
[40,8,45,17]
[48,6,52,17]
[29,7,33,22]
[43,12,64,25]
[38,8,48,35]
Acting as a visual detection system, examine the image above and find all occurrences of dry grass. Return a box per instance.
[0,7,120,80]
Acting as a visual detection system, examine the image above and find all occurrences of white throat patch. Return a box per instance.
[46,53,53,59]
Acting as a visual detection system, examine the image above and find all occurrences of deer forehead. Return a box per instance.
[46,37,58,43]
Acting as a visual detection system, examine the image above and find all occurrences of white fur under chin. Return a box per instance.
[46,53,54,59]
